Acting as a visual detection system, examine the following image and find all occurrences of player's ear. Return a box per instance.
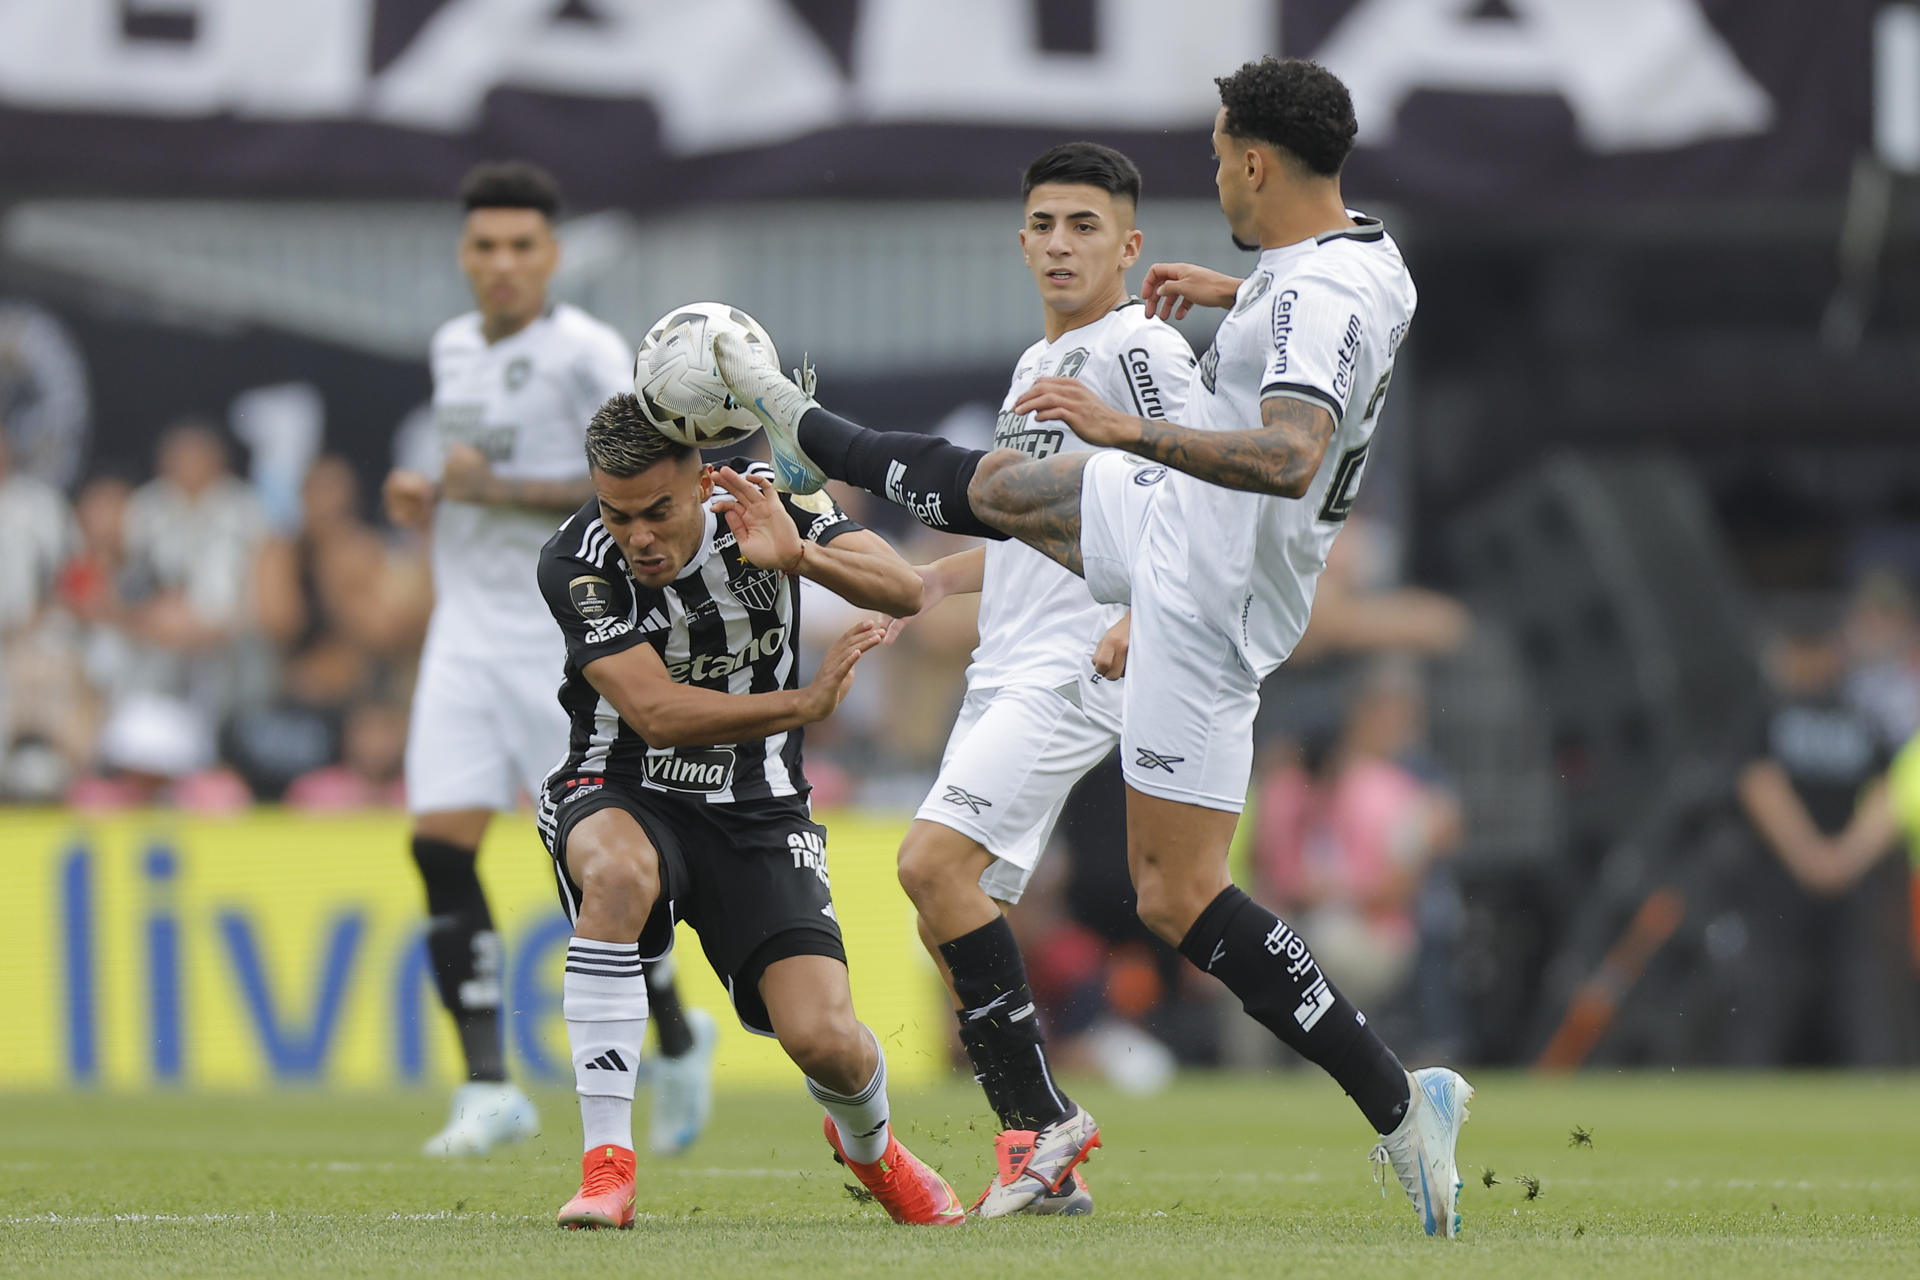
[1120,226,1143,271]
[696,461,715,499]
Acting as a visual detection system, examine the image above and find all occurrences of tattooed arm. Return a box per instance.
[1011,377,1335,498]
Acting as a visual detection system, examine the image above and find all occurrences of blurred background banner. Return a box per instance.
[0,809,940,1090]
[0,0,1883,208]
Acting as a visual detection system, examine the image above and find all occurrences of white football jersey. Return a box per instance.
[424,303,631,656]
[970,300,1195,726]
[1171,213,1416,675]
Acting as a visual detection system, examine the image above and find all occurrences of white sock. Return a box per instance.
[565,937,648,1155]
[807,1027,890,1164]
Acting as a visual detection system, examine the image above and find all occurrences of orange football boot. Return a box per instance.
[556,1144,637,1230]
[823,1115,966,1225]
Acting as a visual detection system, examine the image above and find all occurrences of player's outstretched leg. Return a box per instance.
[413,827,540,1157]
[553,809,664,1229]
[716,331,1088,552]
[898,824,1097,1217]
[761,952,964,1226]
[1129,790,1471,1237]
[643,956,717,1156]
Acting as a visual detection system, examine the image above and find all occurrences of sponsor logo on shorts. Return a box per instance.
[1132,465,1167,486]
[569,574,613,618]
[941,785,992,814]
[642,747,736,794]
[789,829,829,886]
[1133,748,1184,773]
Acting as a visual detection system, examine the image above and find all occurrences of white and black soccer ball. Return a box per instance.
[632,302,779,448]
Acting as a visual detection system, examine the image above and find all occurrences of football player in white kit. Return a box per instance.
[716,60,1473,1237]
[383,162,714,1158]
[896,143,1192,1218]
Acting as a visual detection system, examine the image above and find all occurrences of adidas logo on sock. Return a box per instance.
[584,1050,630,1072]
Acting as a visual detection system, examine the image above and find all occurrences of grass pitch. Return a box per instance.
[3,1072,1917,1279]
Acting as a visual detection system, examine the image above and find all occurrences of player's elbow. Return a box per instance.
[883,570,926,617]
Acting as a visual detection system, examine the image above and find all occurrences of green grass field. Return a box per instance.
[3,1072,1917,1278]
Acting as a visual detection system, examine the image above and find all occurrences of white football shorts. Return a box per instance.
[1078,451,1260,813]
[405,639,569,815]
[913,682,1119,903]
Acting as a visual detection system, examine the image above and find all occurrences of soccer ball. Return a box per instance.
[632,302,779,448]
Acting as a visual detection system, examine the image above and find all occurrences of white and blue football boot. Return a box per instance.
[1370,1066,1473,1238]
[712,329,827,495]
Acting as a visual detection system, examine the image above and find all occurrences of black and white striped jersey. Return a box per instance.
[536,459,861,804]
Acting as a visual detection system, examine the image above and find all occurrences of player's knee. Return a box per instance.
[1132,872,1204,945]
[778,1012,865,1082]
[895,833,960,910]
[573,846,660,932]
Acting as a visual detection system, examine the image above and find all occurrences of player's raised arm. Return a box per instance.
[712,466,924,616]
[579,619,881,749]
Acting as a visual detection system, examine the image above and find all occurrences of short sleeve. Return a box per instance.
[1260,270,1369,423]
[537,542,656,669]
[1118,323,1197,424]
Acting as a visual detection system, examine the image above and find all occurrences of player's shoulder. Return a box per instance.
[546,304,632,358]
[541,501,620,571]
[1296,216,1412,292]
[430,312,485,358]
[1104,300,1195,361]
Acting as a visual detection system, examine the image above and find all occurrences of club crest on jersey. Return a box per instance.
[643,747,736,794]
[569,575,613,618]
[504,356,532,390]
[1055,347,1090,380]
[724,549,784,612]
[1232,271,1273,315]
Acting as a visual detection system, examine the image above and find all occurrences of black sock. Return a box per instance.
[1178,887,1410,1134]
[797,407,1008,540]
[939,917,1071,1130]
[411,836,505,1083]
[645,962,694,1058]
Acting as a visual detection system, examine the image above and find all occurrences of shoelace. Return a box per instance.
[792,356,818,398]
[1368,1142,1399,1199]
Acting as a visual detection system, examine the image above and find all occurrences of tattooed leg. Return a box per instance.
[967,452,1091,577]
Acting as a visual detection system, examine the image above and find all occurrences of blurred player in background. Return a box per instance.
[898,142,1193,1217]
[383,162,713,1158]
[717,58,1473,1237]
[536,399,961,1229]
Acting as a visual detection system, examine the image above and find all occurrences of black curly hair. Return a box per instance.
[1214,57,1357,177]
[459,160,562,219]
